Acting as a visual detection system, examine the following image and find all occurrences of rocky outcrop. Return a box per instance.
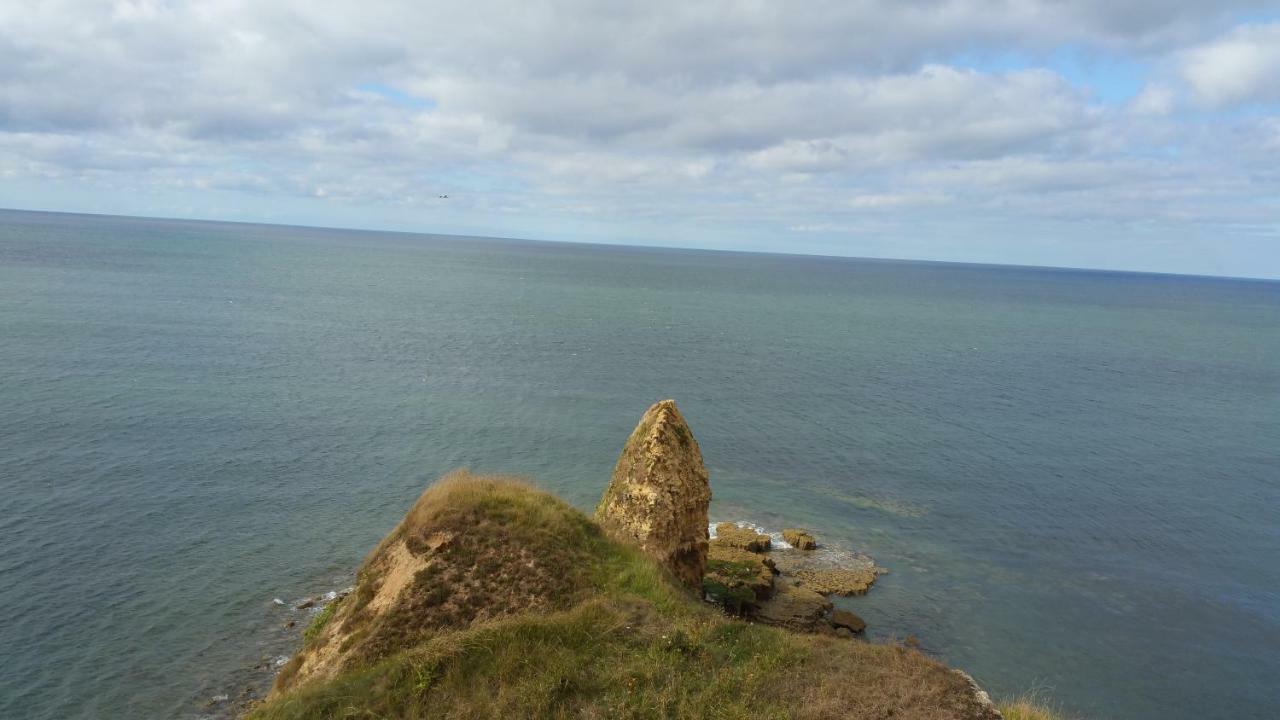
[702,523,886,634]
[952,670,1003,720]
[754,579,833,631]
[715,522,772,551]
[595,400,711,590]
[783,528,817,550]
[703,541,776,611]
[831,608,866,633]
[771,549,884,596]
[792,566,878,595]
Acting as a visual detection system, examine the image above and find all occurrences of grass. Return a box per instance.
[702,557,763,614]
[701,577,756,614]
[303,600,340,644]
[253,599,994,720]
[998,695,1073,720]
[250,473,1009,720]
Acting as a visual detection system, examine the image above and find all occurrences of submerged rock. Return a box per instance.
[771,548,884,596]
[788,566,880,595]
[595,400,711,590]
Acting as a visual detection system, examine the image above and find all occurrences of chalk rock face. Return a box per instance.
[596,400,711,590]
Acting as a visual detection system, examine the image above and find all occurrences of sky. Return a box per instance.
[2,1,1280,278]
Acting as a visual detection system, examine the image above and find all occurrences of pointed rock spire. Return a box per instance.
[596,400,711,590]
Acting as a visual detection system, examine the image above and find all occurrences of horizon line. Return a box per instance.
[3,205,1278,284]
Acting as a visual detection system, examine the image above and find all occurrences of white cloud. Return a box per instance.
[848,192,950,209]
[1129,83,1177,115]
[1180,23,1280,107]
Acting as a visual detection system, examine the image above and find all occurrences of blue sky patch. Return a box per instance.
[947,46,1148,104]
[359,83,437,110]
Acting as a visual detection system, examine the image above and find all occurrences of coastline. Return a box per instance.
[242,402,1012,719]
[194,579,352,720]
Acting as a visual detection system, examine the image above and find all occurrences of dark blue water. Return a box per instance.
[2,209,1277,719]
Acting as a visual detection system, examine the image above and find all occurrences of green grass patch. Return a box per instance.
[701,578,755,614]
[302,599,340,645]
[251,598,802,720]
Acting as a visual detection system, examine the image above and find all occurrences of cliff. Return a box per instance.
[250,401,1005,720]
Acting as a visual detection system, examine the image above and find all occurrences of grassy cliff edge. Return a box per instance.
[248,473,1069,719]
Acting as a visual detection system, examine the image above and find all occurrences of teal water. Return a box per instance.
[1,209,1277,719]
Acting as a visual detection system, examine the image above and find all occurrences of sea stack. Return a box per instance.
[596,400,711,590]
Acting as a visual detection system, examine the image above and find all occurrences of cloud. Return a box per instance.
[847,192,950,209]
[1128,83,1177,115]
[1180,22,1280,107]
[0,2,1278,276]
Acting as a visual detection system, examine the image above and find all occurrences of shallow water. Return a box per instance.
[1,209,1277,719]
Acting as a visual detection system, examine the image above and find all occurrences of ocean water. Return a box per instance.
[1,209,1277,720]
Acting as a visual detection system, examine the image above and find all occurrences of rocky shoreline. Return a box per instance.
[705,521,886,635]
[595,399,888,638]
[194,584,351,719]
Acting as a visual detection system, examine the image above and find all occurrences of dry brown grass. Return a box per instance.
[787,638,1002,720]
[998,694,1074,720]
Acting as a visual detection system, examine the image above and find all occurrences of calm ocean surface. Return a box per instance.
[1,209,1277,719]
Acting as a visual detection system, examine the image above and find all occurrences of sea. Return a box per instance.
[1,208,1277,720]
